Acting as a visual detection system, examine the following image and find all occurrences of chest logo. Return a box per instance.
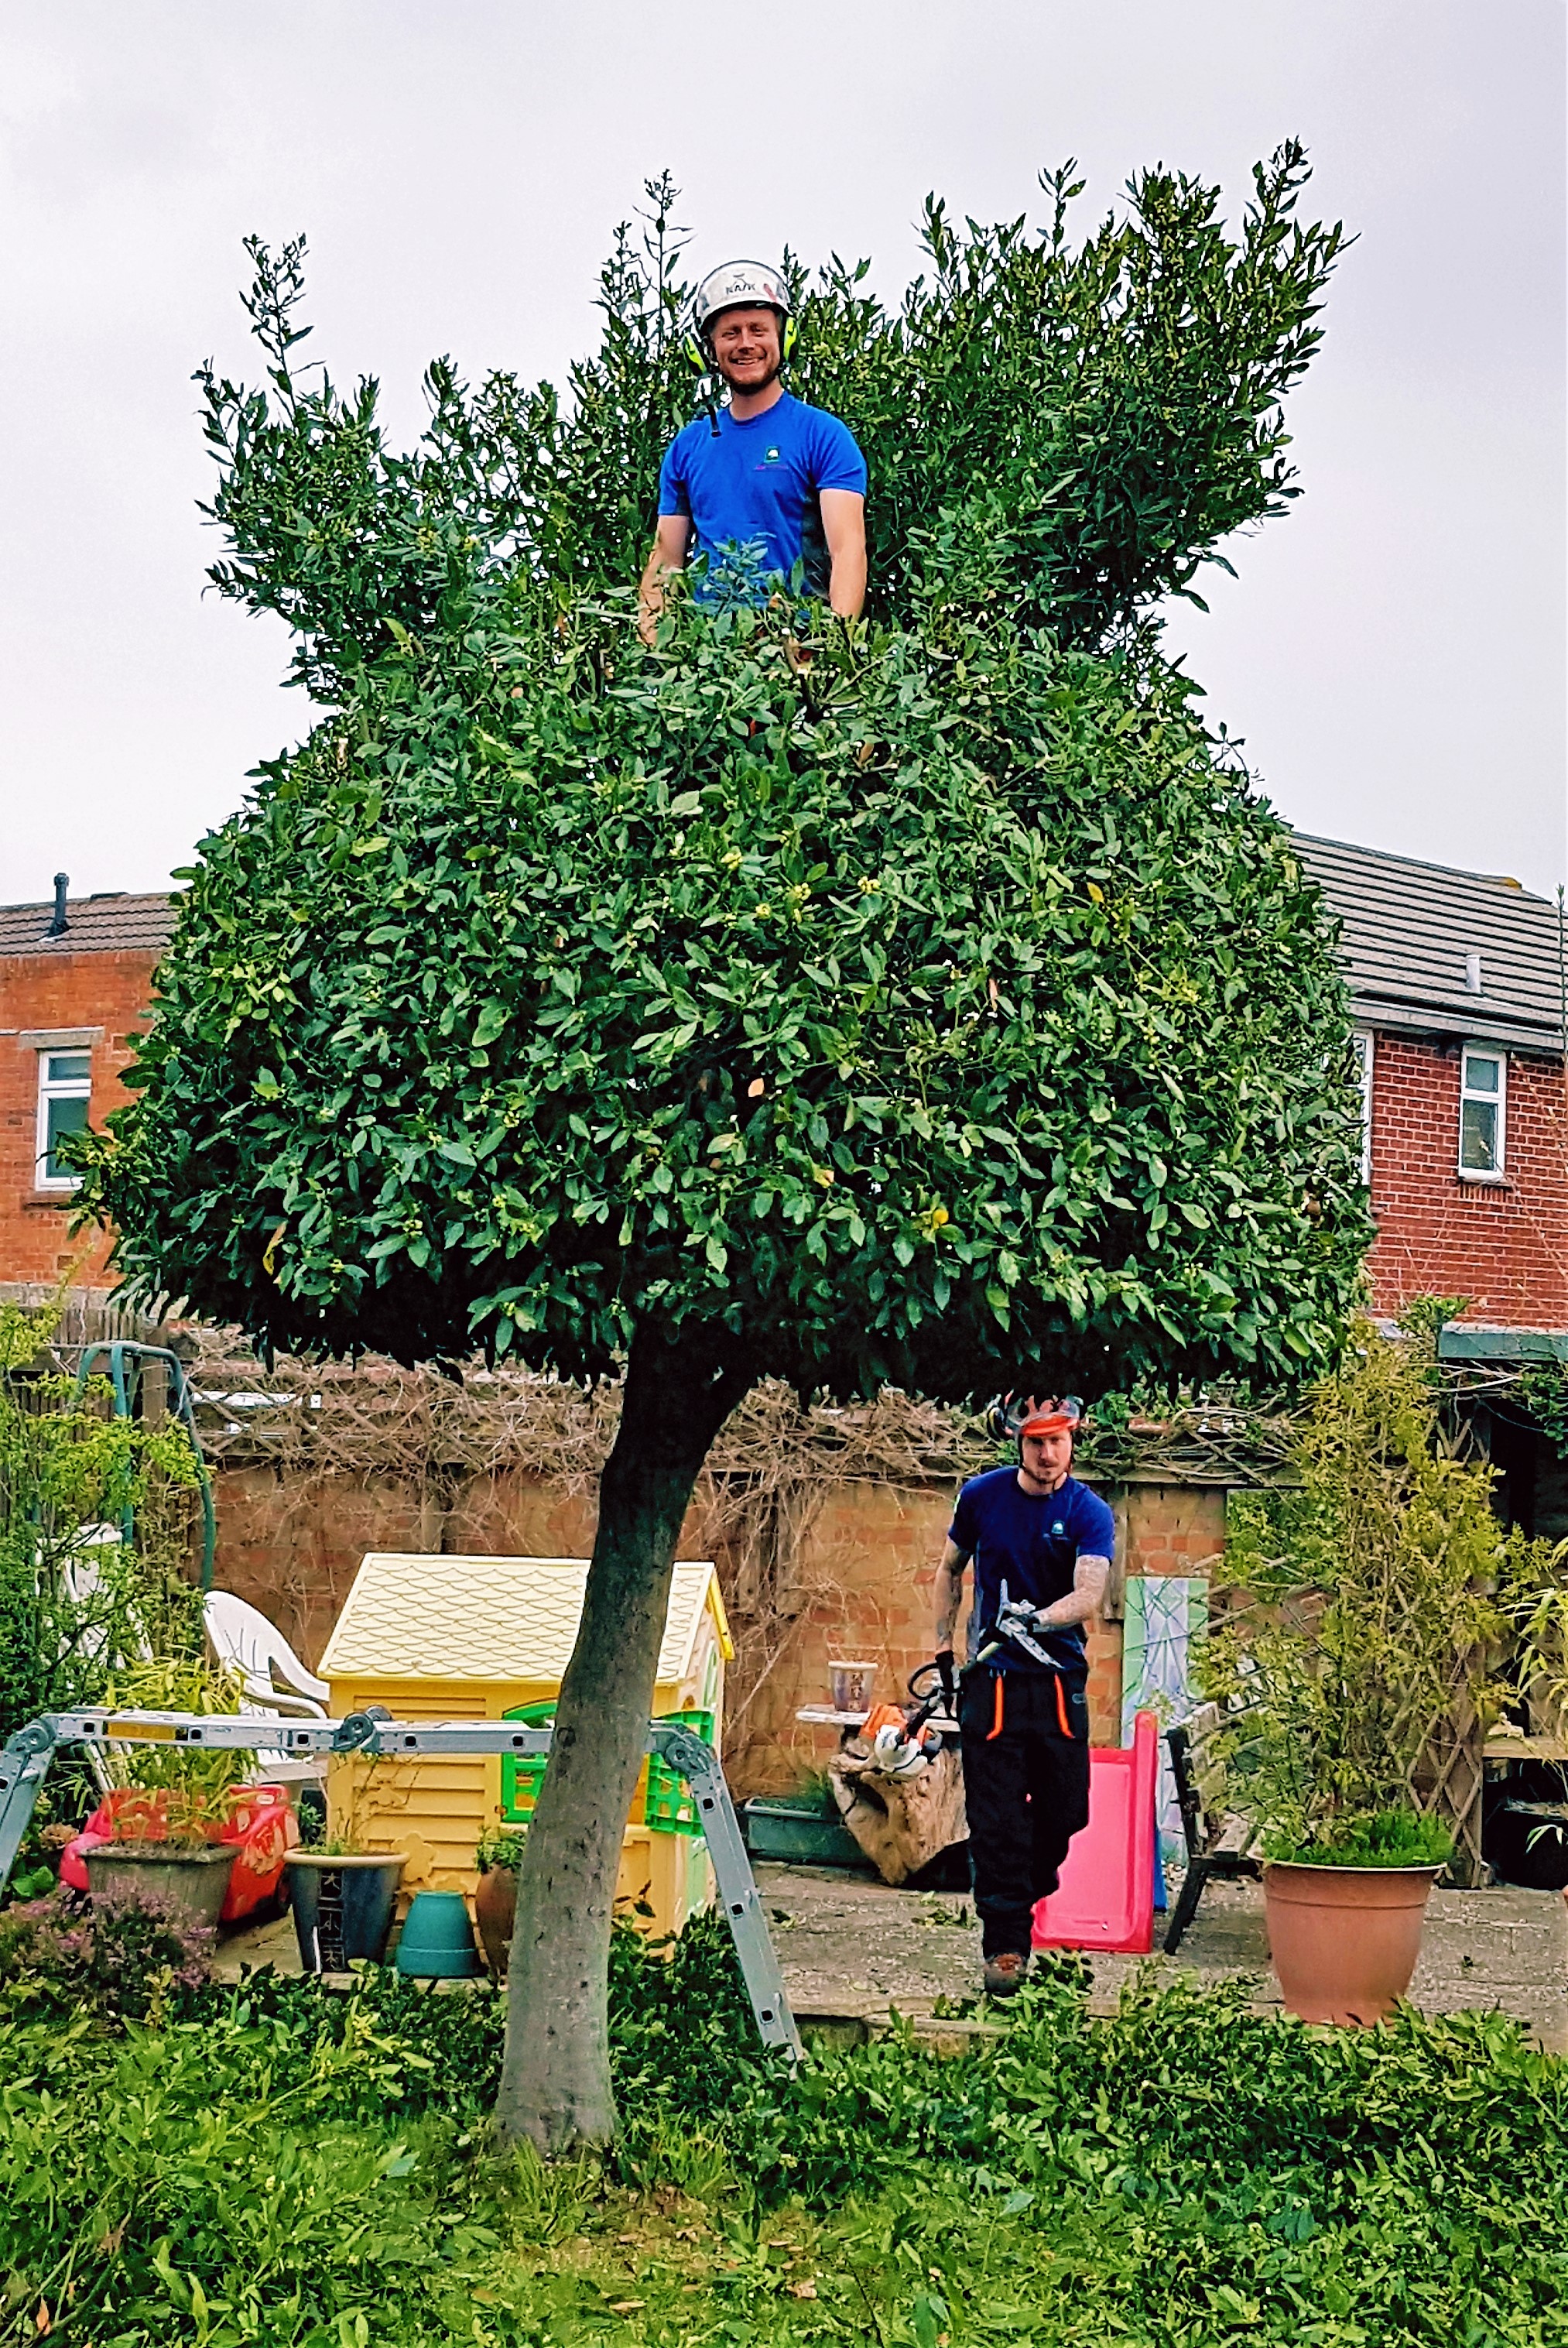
[765,447,780,461]
[1052,1523,1064,1536]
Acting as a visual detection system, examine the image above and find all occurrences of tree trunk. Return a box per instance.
[495,1320,752,2150]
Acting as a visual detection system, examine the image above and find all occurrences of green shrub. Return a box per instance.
[1207,1321,1557,1861]
[0,1295,204,1746]
[1265,1808,1456,1869]
[474,1822,526,1873]
[2,1918,1566,2344]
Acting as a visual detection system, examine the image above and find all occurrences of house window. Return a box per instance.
[35,1051,91,1188]
[1458,1046,1506,1177]
[1351,1031,1373,1182]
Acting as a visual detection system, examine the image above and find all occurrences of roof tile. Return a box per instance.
[318,1554,728,1686]
[0,893,177,959]
[1295,834,1563,1052]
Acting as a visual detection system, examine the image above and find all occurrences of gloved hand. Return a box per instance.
[999,1597,1056,1636]
[935,1649,957,1707]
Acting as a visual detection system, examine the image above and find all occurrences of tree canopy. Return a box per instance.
[199,147,1344,674]
[81,148,1368,1411]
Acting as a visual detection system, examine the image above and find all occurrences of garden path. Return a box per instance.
[754,1863,1568,2052]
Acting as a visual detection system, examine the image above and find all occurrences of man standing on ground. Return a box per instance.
[932,1397,1113,1996]
[639,260,868,643]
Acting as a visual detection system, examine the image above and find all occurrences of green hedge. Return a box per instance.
[1,1918,1563,2345]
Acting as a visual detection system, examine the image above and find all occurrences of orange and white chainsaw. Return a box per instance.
[860,1585,1064,1777]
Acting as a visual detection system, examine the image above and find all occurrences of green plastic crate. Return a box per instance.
[643,1709,716,1836]
[499,1700,557,1822]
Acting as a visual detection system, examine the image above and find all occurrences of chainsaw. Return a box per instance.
[860,1582,1063,1777]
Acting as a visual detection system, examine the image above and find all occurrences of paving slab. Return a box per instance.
[753,1862,1568,2051]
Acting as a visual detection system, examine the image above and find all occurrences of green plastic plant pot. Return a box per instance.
[394,1889,484,1979]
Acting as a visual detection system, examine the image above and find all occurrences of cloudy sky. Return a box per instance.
[2,1,1563,907]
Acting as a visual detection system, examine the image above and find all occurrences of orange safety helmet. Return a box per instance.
[1019,1398,1082,1440]
[986,1392,1084,1442]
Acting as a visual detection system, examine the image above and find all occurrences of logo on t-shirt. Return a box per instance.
[764,447,780,462]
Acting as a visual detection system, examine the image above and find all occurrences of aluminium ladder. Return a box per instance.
[0,1705,800,2059]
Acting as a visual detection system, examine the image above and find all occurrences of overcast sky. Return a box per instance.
[2,1,1563,908]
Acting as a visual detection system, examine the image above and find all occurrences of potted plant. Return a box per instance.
[473,1821,526,1983]
[283,1760,406,1972]
[84,1786,240,1932]
[1207,1316,1555,2024]
[86,1657,249,1932]
[285,1842,406,1972]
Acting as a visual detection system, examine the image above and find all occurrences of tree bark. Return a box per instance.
[495,1319,753,2150]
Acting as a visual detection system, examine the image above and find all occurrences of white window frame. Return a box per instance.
[1457,1043,1507,1181]
[34,1048,92,1191]
[1351,1030,1374,1183]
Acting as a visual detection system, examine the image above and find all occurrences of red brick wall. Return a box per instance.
[1366,1034,1568,1328]
[207,1462,1226,1797]
[0,950,160,1285]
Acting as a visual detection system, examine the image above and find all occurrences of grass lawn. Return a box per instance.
[2,1916,1565,2346]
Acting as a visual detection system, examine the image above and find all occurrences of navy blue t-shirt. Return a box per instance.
[657,392,867,603]
[948,1469,1115,1675]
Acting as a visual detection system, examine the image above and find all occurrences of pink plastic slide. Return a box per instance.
[1032,1708,1159,1956]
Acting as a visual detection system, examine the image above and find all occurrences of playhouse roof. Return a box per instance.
[318,1554,732,1686]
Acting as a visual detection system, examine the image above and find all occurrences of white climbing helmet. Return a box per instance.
[692,259,792,347]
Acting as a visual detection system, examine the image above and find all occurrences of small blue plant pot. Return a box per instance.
[394,1889,484,1979]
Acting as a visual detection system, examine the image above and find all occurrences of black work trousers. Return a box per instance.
[959,1664,1091,1959]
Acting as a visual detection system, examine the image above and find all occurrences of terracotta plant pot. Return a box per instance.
[1263,1861,1443,2024]
[86,1841,237,1932]
[474,1865,517,1984]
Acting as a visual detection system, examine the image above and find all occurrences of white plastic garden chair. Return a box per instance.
[202,1590,331,1788]
[58,1526,142,1792]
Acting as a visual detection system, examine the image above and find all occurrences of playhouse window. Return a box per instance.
[1458,1046,1505,1178]
[35,1051,91,1188]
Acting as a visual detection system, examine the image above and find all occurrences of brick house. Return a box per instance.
[1296,835,1567,1349]
[1299,835,1567,1538]
[0,881,176,1291]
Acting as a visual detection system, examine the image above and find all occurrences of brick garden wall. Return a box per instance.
[1367,1033,1568,1328]
[207,1459,1227,1798]
[0,948,161,1286]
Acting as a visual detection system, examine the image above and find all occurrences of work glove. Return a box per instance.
[935,1649,957,1707]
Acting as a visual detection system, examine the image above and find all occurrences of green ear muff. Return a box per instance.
[782,315,798,362]
[685,336,708,372]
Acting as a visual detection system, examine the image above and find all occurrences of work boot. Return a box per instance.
[982,1951,1029,1997]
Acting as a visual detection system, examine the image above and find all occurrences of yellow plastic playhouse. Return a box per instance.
[317,1553,731,1936]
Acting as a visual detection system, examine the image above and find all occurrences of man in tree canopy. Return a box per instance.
[638,259,868,640]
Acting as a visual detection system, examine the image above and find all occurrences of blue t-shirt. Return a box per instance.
[948,1469,1115,1676]
[657,392,867,603]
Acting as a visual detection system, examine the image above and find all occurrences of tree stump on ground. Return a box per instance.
[829,1743,968,1887]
